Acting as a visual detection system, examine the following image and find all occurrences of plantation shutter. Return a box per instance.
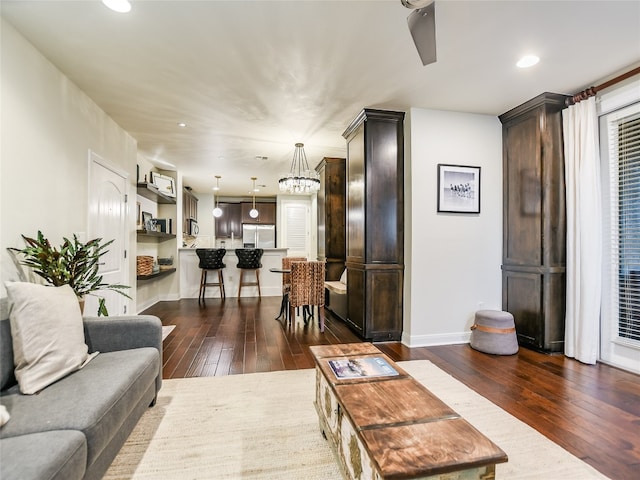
[608,109,640,341]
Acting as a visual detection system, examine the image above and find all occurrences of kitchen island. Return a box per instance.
[179,248,288,298]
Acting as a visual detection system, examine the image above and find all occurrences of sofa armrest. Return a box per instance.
[83,315,163,395]
[83,315,162,354]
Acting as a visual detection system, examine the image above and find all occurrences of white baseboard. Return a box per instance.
[402,331,471,348]
[136,291,281,313]
[160,293,181,302]
[136,297,157,314]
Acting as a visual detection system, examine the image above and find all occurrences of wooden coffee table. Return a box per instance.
[310,344,508,480]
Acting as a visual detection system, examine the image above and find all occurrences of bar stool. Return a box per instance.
[195,248,226,301]
[236,248,264,298]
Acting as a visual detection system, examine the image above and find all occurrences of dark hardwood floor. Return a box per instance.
[144,297,640,480]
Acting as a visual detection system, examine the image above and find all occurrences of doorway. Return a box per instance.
[87,151,129,316]
[278,197,313,259]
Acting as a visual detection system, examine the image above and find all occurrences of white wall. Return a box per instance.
[0,20,503,335]
[0,20,138,313]
[403,108,503,346]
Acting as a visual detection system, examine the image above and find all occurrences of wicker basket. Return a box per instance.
[136,256,154,276]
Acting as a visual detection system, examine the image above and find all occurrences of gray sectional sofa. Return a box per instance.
[0,315,162,480]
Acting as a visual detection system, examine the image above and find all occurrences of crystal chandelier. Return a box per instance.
[278,143,320,194]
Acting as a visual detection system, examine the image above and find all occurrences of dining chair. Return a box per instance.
[281,257,306,321]
[288,260,326,332]
[282,257,306,293]
[195,248,226,301]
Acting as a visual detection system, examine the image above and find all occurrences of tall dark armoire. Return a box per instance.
[342,109,405,341]
[315,157,346,281]
[499,92,570,352]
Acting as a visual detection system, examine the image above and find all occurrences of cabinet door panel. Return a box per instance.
[215,203,230,238]
[228,203,242,237]
[366,269,403,341]
[503,270,542,348]
[241,202,275,224]
[347,128,365,263]
[215,203,242,238]
[366,121,403,264]
[504,114,542,266]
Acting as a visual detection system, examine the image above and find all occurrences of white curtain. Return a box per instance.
[563,97,602,364]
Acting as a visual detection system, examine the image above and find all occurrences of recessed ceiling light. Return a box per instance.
[102,0,131,13]
[517,55,540,68]
[177,122,187,128]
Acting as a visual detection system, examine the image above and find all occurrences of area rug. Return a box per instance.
[161,325,175,341]
[103,360,608,479]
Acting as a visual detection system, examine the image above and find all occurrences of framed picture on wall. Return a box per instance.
[150,173,176,198]
[437,164,481,214]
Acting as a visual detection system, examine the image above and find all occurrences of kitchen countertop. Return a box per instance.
[178,247,288,252]
[178,247,288,298]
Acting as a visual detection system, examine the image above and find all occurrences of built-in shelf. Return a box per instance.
[136,230,176,241]
[136,183,177,204]
[137,268,176,281]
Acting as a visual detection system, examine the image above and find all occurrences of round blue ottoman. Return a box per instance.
[470,310,519,355]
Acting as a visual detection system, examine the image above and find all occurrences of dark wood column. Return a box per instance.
[342,109,405,341]
[499,92,570,352]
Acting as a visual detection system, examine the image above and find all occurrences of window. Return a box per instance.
[603,103,640,343]
[616,114,640,340]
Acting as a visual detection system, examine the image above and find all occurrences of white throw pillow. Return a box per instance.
[5,282,92,395]
[0,404,9,427]
[340,268,347,285]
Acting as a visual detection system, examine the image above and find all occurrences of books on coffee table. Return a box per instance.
[328,357,399,379]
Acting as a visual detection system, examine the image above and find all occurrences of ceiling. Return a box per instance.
[2,0,640,197]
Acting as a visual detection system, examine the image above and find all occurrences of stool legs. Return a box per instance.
[218,270,225,298]
[199,268,225,301]
[238,269,261,298]
[199,270,206,302]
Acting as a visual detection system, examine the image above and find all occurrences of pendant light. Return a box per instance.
[249,177,259,218]
[212,175,223,218]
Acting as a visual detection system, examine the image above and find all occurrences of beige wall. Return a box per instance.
[0,19,138,311]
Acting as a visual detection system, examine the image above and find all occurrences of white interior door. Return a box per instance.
[280,198,311,258]
[87,151,129,316]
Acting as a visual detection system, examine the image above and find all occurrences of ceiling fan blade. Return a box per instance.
[407,2,437,66]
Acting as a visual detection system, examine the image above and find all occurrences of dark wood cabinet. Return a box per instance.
[182,188,198,235]
[241,202,276,224]
[315,157,346,281]
[342,109,405,341]
[215,203,242,238]
[499,92,570,353]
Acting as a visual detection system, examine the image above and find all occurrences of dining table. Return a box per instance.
[268,267,314,323]
[268,267,290,320]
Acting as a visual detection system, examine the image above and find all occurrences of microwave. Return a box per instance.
[187,219,199,236]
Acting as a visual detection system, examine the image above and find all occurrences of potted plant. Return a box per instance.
[9,231,131,316]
